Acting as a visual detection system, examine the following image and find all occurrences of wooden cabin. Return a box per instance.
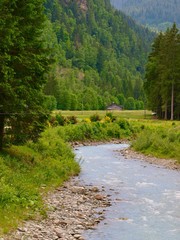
[106,103,123,111]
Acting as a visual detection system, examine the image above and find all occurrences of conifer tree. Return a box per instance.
[0,0,50,149]
[145,24,180,120]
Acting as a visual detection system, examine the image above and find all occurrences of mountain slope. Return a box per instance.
[44,0,155,110]
[110,0,180,31]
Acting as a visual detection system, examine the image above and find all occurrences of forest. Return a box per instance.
[43,0,155,112]
[111,0,180,31]
[145,24,180,120]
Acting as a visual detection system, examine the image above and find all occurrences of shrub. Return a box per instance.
[117,119,130,130]
[66,115,78,124]
[105,112,116,122]
[56,114,66,126]
[90,113,101,122]
[49,116,58,126]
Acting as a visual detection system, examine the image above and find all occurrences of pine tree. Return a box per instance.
[0,0,51,149]
[145,24,180,120]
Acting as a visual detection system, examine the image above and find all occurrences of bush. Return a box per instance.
[90,113,101,122]
[66,115,78,124]
[105,112,116,122]
[56,114,66,126]
[117,119,130,130]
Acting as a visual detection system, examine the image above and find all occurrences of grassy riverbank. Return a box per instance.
[131,120,180,162]
[52,110,180,162]
[0,131,80,235]
[0,117,134,234]
[0,110,179,234]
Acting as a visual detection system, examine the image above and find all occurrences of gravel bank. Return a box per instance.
[4,178,110,240]
[118,147,180,171]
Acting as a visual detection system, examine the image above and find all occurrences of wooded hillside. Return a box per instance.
[44,0,155,111]
[111,0,180,31]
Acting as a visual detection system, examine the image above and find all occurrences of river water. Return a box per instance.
[74,143,180,240]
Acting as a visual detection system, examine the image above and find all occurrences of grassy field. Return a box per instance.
[54,110,153,121]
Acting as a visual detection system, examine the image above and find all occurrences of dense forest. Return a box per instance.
[145,24,180,120]
[43,0,155,111]
[111,0,180,31]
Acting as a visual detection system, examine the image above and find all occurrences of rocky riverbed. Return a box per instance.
[118,148,180,171]
[4,178,110,240]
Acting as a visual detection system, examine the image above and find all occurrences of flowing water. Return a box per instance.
[75,144,180,240]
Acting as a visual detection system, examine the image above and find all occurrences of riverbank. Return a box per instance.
[2,141,179,239]
[118,147,180,171]
[4,177,110,240]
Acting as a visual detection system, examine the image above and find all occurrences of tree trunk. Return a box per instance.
[164,101,168,120]
[171,83,174,120]
[0,114,5,150]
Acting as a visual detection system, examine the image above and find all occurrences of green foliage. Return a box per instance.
[111,0,180,31]
[105,112,116,122]
[0,129,80,234]
[125,97,135,110]
[43,0,154,111]
[132,126,180,162]
[49,114,78,126]
[117,119,130,130]
[55,114,66,126]
[145,24,180,120]
[44,95,57,111]
[53,119,133,143]
[66,116,78,124]
[90,113,101,122]
[0,0,52,149]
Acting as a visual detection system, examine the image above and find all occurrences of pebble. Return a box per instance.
[3,178,110,240]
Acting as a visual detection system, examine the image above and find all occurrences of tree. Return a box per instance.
[161,24,180,120]
[125,97,135,110]
[145,24,180,120]
[0,0,51,149]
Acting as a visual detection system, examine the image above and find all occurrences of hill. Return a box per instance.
[110,0,180,31]
[44,0,155,111]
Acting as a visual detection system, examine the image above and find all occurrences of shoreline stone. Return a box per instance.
[118,147,180,171]
[4,177,110,240]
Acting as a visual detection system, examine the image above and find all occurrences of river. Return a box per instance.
[74,143,180,240]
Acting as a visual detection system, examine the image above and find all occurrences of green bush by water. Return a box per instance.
[132,126,180,162]
[53,120,133,142]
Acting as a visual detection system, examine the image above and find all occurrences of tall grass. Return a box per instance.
[56,110,152,120]
[132,124,180,162]
[0,129,80,235]
[53,120,133,142]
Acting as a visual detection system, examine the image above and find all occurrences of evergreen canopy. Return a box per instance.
[145,24,180,120]
[0,0,51,149]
